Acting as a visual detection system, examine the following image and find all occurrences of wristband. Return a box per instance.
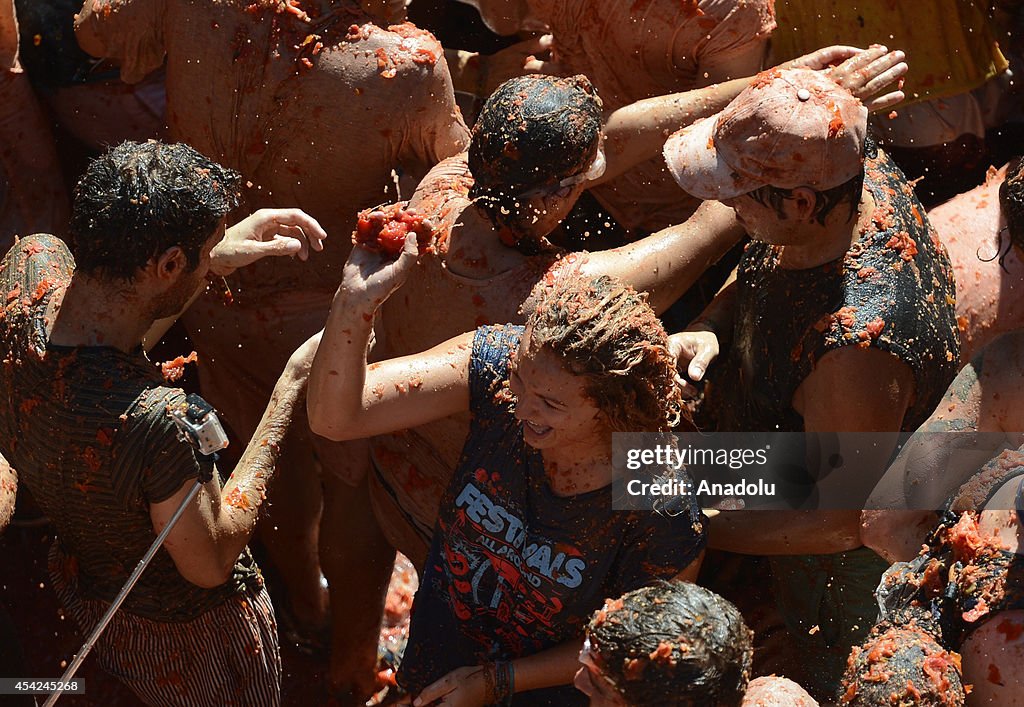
[483,663,497,705]
[494,661,514,706]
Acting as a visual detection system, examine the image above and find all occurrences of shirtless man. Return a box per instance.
[931,158,1024,362]
[448,0,776,234]
[74,1,469,675]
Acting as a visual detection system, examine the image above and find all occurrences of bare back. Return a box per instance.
[78,0,469,295]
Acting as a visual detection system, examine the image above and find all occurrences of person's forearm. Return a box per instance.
[510,639,581,694]
[580,203,745,314]
[709,510,862,555]
[307,286,376,440]
[690,276,737,338]
[599,77,749,184]
[213,361,308,567]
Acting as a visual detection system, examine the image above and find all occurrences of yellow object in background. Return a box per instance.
[772,0,1008,106]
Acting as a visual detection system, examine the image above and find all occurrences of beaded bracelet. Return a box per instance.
[494,661,515,706]
[483,663,497,705]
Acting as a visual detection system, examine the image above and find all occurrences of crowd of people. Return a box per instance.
[0,0,1022,705]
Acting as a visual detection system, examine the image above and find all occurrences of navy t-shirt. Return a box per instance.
[398,325,707,705]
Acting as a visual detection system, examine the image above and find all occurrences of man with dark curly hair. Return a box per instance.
[575,581,817,706]
[0,140,326,706]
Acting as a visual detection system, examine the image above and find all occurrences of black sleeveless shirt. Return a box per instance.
[704,148,960,433]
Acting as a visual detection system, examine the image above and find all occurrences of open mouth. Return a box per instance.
[524,420,553,439]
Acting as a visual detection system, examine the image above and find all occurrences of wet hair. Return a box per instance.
[745,133,875,226]
[587,581,753,706]
[468,74,602,244]
[525,275,682,432]
[839,623,966,706]
[999,158,1024,253]
[69,141,241,281]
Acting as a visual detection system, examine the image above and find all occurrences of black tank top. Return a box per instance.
[704,147,960,433]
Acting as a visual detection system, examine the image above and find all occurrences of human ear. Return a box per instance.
[154,246,188,282]
[789,187,818,222]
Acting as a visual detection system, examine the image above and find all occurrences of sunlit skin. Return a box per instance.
[928,159,1024,363]
[74,3,470,686]
[510,338,607,461]
[862,330,1024,563]
[452,0,776,233]
[308,240,706,705]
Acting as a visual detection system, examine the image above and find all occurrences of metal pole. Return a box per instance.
[43,480,203,707]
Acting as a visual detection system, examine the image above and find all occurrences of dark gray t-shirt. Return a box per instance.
[0,234,260,622]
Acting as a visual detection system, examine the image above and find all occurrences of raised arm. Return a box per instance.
[150,331,320,588]
[576,200,743,314]
[597,45,907,186]
[143,208,327,350]
[862,331,1024,561]
[306,237,471,443]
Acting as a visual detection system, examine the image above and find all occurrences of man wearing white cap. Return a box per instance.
[663,68,960,696]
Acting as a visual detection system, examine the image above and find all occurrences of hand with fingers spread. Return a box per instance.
[785,44,864,72]
[210,207,328,277]
[785,44,907,113]
[668,324,720,400]
[478,34,563,96]
[824,45,907,113]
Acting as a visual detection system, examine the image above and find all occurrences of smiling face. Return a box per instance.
[508,334,606,452]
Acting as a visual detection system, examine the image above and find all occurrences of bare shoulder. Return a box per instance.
[316,20,447,89]
[976,329,1024,432]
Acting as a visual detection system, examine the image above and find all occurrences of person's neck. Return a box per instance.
[444,204,529,278]
[778,190,875,270]
[541,438,613,497]
[48,274,152,353]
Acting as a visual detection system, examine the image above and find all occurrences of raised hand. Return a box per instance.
[340,231,419,307]
[825,45,907,113]
[210,208,327,277]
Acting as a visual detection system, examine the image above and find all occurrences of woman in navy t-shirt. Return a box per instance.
[309,240,706,706]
